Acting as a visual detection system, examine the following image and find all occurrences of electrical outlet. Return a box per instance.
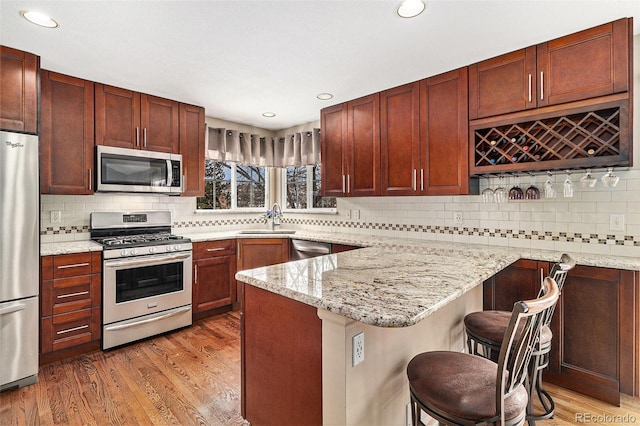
[50,210,61,224]
[454,212,463,225]
[352,332,364,366]
[610,214,625,231]
[345,209,351,219]
[352,209,360,220]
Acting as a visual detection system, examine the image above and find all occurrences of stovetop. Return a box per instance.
[94,232,190,248]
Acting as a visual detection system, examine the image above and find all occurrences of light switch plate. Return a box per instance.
[610,214,625,231]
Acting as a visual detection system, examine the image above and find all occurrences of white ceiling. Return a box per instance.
[1,1,639,131]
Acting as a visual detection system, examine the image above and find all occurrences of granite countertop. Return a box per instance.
[41,240,103,256]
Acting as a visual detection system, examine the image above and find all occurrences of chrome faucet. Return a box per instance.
[268,202,282,230]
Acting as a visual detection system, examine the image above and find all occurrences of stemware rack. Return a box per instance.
[469,97,631,175]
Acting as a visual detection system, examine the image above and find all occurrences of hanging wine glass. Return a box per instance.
[563,171,574,198]
[525,173,540,200]
[481,175,494,203]
[509,174,524,200]
[601,167,619,187]
[580,169,597,188]
[494,175,508,203]
[544,172,556,199]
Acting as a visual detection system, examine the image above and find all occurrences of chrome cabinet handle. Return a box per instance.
[194,264,198,284]
[57,291,89,299]
[206,247,227,252]
[0,302,25,316]
[88,169,92,191]
[347,175,351,194]
[57,324,88,335]
[144,128,147,148]
[413,169,417,191]
[104,252,191,269]
[420,169,424,192]
[57,263,89,270]
[528,74,532,102]
[136,127,140,147]
[342,175,346,194]
[540,71,544,100]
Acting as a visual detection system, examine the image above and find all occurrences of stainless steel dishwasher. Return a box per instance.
[290,239,332,260]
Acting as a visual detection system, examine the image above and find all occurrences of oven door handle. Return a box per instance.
[104,306,191,331]
[104,252,192,269]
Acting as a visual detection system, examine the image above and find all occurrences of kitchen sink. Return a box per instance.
[236,229,297,235]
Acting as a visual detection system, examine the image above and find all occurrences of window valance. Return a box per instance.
[205,127,321,167]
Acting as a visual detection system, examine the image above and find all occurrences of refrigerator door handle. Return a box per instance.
[0,302,26,316]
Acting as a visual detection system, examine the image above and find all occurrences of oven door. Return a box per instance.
[103,251,192,325]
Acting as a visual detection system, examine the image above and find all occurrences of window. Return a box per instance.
[283,164,336,211]
[198,160,268,210]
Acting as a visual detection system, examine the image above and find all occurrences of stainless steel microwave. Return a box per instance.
[96,146,182,195]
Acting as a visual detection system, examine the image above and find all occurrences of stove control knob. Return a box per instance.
[120,249,128,256]
[130,248,138,255]
[149,247,157,254]
[173,244,181,251]
[166,245,174,252]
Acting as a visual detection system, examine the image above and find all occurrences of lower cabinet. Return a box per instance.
[483,260,639,403]
[193,239,236,320]
[40,252,102,364]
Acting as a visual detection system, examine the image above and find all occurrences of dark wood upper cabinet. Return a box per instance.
[40,70,95,195]
[179,103,205,196]
[0,46,39,134]
[381,82,420,196]
[95,83,179,153]
[469,18,632,120]
[321,94,380,197]
[421,68,474,195]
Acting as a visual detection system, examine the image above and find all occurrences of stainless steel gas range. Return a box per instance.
[90,211,192,350]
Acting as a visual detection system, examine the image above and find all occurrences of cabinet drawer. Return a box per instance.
[41,274,101,316]
[52,252,94,278]
[195,239,236,259]
[41,308,101,353]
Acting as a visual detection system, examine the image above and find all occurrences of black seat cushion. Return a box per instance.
[465,311,552,347]
[407,351,528,423]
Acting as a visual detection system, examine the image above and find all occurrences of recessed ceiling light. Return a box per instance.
[396,0,426,18]
[20,10,59,28]
[317,93,334,100]
[262,112,276,118]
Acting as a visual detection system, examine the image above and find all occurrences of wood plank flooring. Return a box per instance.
[1,311,639,425]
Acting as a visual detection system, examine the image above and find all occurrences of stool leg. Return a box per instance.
[526,351,555,423]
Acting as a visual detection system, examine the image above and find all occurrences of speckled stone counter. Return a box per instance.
[41,240,103,256]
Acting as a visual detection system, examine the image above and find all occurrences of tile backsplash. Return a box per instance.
[41,167,639,259]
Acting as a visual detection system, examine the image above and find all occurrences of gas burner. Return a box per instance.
[95,233,188,248]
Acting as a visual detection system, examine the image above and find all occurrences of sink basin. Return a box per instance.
[237,229,296,235]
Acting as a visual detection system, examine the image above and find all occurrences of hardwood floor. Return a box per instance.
[2,311,639,425]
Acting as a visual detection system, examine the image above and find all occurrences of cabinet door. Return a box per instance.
[380,82,420,196]
[468,47,537,119]
[40,70,94,195]
[95,84,141,149]
[179,103,205,196]
[347,94,380,197]
[0,46,38,133]
[420,68,471,195]
[141,94,179,153]
[194,255,236,312]
[546,266,637,405]
[320,103,348,197]
[537,18,631,107]
[482,259,548,311]
[237,238,289,271]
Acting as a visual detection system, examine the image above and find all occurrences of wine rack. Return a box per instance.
[470,99,631,174]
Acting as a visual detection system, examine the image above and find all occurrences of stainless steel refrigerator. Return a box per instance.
[0,130,39,391]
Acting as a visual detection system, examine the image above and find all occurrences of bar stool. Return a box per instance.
[407,277,560,426]
[464,254,575,424]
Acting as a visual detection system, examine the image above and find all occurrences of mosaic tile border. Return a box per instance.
[41,218,639,247]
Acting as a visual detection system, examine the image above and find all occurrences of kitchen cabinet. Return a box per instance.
[95,83,179,153]
[40,252,102,364]
[236,238,289,309]
[321,94,380,197]
[40,70,95,195]
[0,46,39,134]
[179,103,206,196]
[380,69,475,196]
[420,68,474,195]
[193,239,236,320]
[380,82,420,196]
[469,18,631,120]
[483,261,639,404]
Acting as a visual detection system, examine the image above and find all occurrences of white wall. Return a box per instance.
[42,35,640,261]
